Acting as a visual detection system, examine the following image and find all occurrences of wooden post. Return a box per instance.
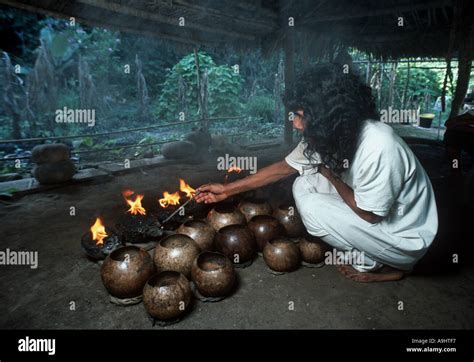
[280,0,295,145]
[402,61,411,109]
[448,0,474,119]
[377,63,384,109]
[449,49,472,119]
[365,60,371,85]
[388,61,398,107]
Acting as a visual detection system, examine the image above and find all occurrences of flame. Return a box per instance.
[227,165,242,173]
[179,178,196,199]
[90,217,108,246]
[122,190,146,215]
[159,191,181,208]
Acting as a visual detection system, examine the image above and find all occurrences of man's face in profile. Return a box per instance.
[293,109,305,132]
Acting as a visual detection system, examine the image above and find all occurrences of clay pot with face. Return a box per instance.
[272,204,305,238]
[154,234,200,278]
[248,215,285,251]
[263,238,301,272]
[238,198,273,222]
[191,251,235,298]
[214,224,257,265]
[207,203,246,232]
[143,271,192,321]
[298,236,329,264]
[177,220,215,251]
[101,246,155,299]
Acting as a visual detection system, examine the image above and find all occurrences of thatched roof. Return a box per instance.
[1,0,473,59]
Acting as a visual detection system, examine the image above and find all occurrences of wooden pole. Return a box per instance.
[377,63,384,109]
[365,60,371,84]
[448,0,474,119]
[449,48,472,119]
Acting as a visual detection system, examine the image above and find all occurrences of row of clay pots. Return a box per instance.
[263,237,328,272]
[101,245,236,321]
[173,203,325,271]
[207,200,305,238]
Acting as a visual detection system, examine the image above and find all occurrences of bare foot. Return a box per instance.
[337,264,407,283]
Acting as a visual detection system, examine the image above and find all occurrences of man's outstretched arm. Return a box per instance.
[195,160,297,204]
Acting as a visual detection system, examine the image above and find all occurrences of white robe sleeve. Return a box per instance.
[353,145,405,217]
[285,140,321,175]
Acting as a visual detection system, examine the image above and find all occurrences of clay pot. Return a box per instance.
[207,203,246,231]
[143,271,192,321]
[214,224,257,265]
[101,246,155,299]
[238,198,273,222]
[263,238,301,272]
[272,204,305,237]
[248,215,285,251]
[177,220,215,251]
[191,251,235,298]
[154,234,200,278]
[298,236,328,264]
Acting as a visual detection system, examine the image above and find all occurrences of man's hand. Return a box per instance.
[318,164,334,181]
[195,183,228,204]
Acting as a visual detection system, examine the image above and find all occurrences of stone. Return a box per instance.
[161,141,196,159]
[32,160,76,184]
[31,144,70,164]
[184,127,211,150]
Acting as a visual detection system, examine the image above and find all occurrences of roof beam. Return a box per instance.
[301,0,453,24]
[77,0,257,41]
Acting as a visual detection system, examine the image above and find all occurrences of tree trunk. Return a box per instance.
[11,113,21,139]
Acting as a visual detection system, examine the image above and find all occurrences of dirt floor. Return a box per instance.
[0,142,473,329]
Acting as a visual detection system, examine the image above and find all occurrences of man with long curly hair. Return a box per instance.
[196,64,438,282]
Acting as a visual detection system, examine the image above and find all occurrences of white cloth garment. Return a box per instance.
[285,120,438,271]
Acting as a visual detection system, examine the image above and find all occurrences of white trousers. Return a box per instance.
[293,174,416,272]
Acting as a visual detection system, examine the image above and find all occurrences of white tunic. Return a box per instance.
[285,120,438,271]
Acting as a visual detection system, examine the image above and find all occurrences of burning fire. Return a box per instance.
[159,191,181,208]
[90,217,108,246]
[179,178,196,199]
[122,189,146,215]
[227,165,242,173]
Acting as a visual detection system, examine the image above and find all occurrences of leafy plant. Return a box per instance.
[153,52,243,121]
[247,94,275,122]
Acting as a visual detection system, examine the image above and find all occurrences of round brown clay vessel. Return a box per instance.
[177,219,215,251]
[248,215,285,251]
[263,238,301,272]
[238,198,273,222]
[154,234,200,278]
[101,245,155,298]
[207,203,245,231]
[273,204,305,237]
[298,236,329,264]
[214,224,257,265]
[191,251,235,298]
[142,271,192,321]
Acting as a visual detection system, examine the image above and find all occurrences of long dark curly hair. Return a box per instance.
[284,63,378,175]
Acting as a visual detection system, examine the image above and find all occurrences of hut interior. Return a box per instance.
[0,0,473,335]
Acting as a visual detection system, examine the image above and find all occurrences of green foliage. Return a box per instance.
[247,95,275,122]
[395,66,441,101]
[153,52,243,120]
